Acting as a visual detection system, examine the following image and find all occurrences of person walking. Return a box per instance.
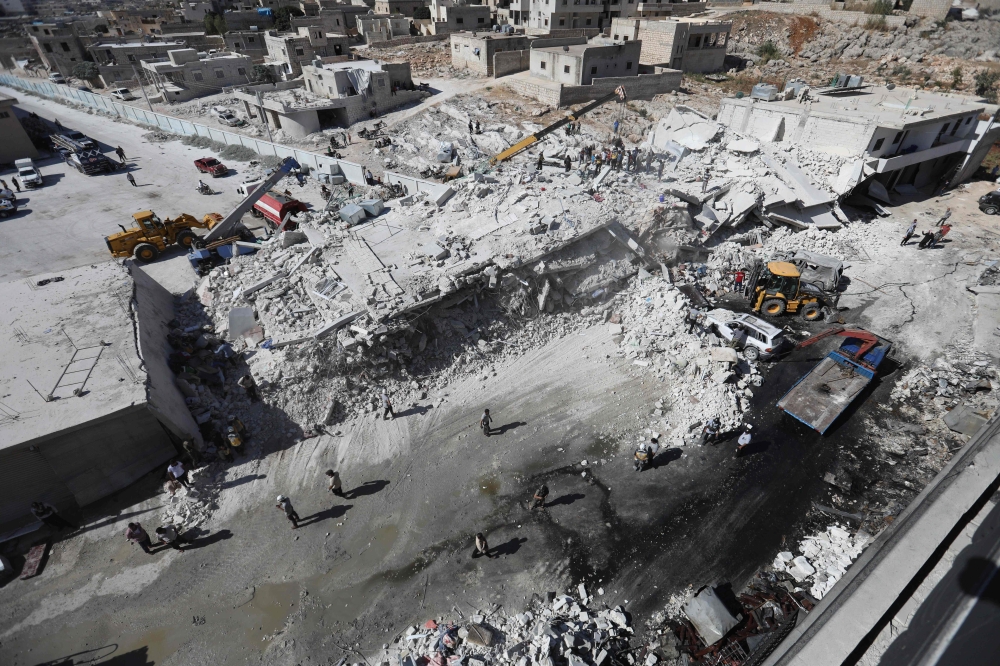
[167,460,191,489]
[125,522,154,554]
[537,153,544,171]
[734,269,745,293]
[473,532,494,558]
[31,501,76,530]
[938,223,952,242]
[475,120,481,134]
[156,525,193,551]
[326,470,344,497]
[645,150,654,174]
[530,485,549,510]
[116,146,126,162]
[935,207,952,227]
[276,495,300,529]
[12,177,20,193]
[126,172,137,187]
[469,120,474,134]
[564,154,572,172]
[380,390,394,420]
[480,408,493,436]
[901,219,918,246]
[736,427,752,454]
[657,159,665,180]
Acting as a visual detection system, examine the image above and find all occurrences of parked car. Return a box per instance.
[217,112,245,127]
[76,85,93,93]
[47,72,66,84]
[109,87,137,101]
[14,159,43,188]
[777,250,845,293]
[980,190,1000,215]
[703,308,792,361]
[194,157,228,177]
[0,190,18,218]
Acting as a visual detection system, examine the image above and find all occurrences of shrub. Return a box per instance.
[413,6,430,19]
[251,64,275,84]
[864,15,887,30]
[865,0,893,15]
[951,66,963,89]
[71,61,100,82]
[891,64,911,79]
[755,40,781,64]
[974,69,1000,103]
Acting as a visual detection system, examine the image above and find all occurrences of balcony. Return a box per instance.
[870,136,975,173]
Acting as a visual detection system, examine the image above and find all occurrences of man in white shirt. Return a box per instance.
[167,460,191,489]
[737,428,752,454]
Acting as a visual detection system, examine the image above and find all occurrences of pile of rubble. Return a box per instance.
[772,524,871,601]
[381,592,639,666]
[890,355,998,440]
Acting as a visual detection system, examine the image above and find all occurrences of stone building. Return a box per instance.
[225,30,271,63]
[27,22,94,77]
[374,0,429,15]
[358,16,413,42]
[423,0,492,34]
[526,0,602,33]
[610,16,729,72]
[530,40,640,85]
[450,32,529,76]
[141,48,254,102]
[264,27,352,79]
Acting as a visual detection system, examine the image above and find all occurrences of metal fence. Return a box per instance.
[0,72,377,185]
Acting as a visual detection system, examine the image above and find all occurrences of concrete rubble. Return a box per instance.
[772,524,871,600]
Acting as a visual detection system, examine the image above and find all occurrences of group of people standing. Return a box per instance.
[577,142,663,179]
[901,209,953,249]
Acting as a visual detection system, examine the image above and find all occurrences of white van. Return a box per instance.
[48,72,66,84]
[14,159,43,188]
[110,87,137,101]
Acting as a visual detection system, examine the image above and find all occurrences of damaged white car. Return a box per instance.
[703,309,792,361]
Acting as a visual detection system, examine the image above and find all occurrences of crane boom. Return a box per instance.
[489,86,627,166]
[202,156,301,242]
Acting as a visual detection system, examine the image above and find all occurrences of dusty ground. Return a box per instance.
[2,71,1000,666]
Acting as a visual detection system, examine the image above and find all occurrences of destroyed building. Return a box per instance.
[27,21,95,77]
[263,27,353,79]
[450,32,529,76]
[142,48,254,102]
[609,16,730,72]
[0,263,199,535]
[717,84,1000,198]
[291,4,375,34]
[87,39,190,85]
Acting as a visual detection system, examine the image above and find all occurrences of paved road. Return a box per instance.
[0,86,246,283]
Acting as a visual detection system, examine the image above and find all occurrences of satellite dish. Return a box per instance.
[886,83,895,90]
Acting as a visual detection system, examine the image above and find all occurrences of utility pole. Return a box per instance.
[130,62,153,112]
[256,89,274,144]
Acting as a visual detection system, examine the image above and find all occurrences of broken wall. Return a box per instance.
[558,70,681,106]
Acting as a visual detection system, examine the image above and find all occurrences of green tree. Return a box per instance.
[213,14,227,35]
[413,6,430,19]
[273,6,303,31]
[975,69,1000,103]
[204,12,221,35]
[755,40,780,64]
[951,66,963,89]
[250,64,275,84]
[71,61,100,83]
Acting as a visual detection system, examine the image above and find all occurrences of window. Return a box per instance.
[194,70,204,81]
[564,65,570,73]
[585,17,591,24]
[215,69,225,78]
[951,122,959,135]
[872,137,884,151]
[60,42,70,52]
[128,54,136,62]
[478,17,485,22]
[544,18,549,25]
[295,47,304,56]
[559,18,565,25]
[623,36,628,41]
[248,36,256,43]
[455,44,460,50]
[626,61,632,69]
[613,33,618,39]
[378,77,385,86]
[591,66,597,74]
[541,61,546,69]
[966,116,972,124]
[892,130,903,144]
[44,43,53,53]
[0,111,9,118]
[238,67,246,76]
[457,17,464,23]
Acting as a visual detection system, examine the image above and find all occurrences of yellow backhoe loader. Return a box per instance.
[105,210,222,262]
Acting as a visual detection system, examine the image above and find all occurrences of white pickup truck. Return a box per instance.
[15,159,43,188]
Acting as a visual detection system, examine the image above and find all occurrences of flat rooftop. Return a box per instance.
[729,86,987,127]
[0,263,148,449]
[91,41,187,48]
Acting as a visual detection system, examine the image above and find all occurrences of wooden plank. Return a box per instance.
[20,542,49,579]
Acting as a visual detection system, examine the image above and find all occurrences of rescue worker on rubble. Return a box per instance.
[531,485,549,510]
[633,442,651,472]
[238,374,259,402]
[228,415,249,441]
[226,426,244,456]
[537,153,544,171]
[702,418,721,446]
[564,154,572,172]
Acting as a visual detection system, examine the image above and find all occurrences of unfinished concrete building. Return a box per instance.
[142,48,253,102]
[236,60,422,135]
[450,32,529,76]
[222,9,277,31]
[291,5,376,35]
[531,40,640,85]
[358,16,414,42]
[88,39,189,85]
[526,0,602,33]
[424,0,492,34]
[27,21,94,77]
[264,27,352,79]
[0,263,200,535]
[225,30,271,63]
[610,16,729,72]
[718,85,999,196]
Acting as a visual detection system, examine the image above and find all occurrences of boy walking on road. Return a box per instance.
[380,390,394,420]
[326,470,344,497]
[480,409,493,436]
[126,172,136,187]
[901,219,917,246]
[126,522,154,554]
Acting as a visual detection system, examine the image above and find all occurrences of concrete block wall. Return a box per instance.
[737,4,907,28]
[503,74,564,105]
[559,70,681,105]
[494,49,531,77]
[904,0,951,19]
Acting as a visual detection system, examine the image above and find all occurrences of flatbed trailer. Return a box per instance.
[777,334,891,434]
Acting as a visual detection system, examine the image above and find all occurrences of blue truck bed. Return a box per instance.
[777,335,891,434]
